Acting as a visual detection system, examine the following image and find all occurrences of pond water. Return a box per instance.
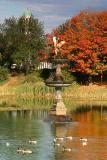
[0,99,107,160]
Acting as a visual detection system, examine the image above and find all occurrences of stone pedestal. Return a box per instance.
[45,57,71,118]
[50,87,67,116]
[55,100,67,115]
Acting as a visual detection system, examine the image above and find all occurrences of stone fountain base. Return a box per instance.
[49,101,72,123]
[45,54,72,123]
[50,100,67,116]
[48,114,72,123]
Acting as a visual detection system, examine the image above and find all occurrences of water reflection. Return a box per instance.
[7,109,49,120]
[52,108,107,160]
[0,110,54,160]
[0,99,107,160]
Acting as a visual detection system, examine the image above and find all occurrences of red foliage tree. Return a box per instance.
[48,11,107,76]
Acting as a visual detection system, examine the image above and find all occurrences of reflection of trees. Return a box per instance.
[74,107,107,124]
[51,123,73,160]
[0,111,41,140]
[51,109,107,160]
[65,100,107,113]
[8,110,49,120]
[53,124,67,138]
[74,105,107,114]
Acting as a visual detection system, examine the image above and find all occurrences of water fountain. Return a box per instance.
[45,37,72,122]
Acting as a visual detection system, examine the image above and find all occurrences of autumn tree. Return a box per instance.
[48,11,107,83]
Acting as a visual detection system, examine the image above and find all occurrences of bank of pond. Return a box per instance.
[0,97,107,113]
[0,83,107,100]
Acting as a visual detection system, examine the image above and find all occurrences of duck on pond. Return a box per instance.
[28,139,37,144]
[55,137,64,141]
[80,137,88,142]
[65,136,72,140]
[80,137,88,146]
[62,146,72,152]
[17,147,33,154]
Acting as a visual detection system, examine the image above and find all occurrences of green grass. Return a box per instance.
[0,96,107,112]
[0,82,107,100]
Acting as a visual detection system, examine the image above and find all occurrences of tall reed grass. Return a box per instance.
[0,96,107,112]
[0,83,107,100]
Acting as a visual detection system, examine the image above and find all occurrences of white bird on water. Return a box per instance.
[82,141,87,146]
[22,149,32,154]
[54,143,61,147]
[6,142,10,147]
[28,139,37,144]
[80,137,88,142]
[17,147,32,154]
[62,146,72,152]
[80,137,88,146]
[65,136,73,140]
[55,137,64,141]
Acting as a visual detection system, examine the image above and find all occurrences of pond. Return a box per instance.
[0,98,107,160]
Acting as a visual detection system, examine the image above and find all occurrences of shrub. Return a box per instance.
[62,69,76,82]
[0,66,9,82]
[23,71,43,83]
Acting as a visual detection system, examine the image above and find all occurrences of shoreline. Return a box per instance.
[0,77,107,101]
[0,96,107,112]
[0,93,107,100]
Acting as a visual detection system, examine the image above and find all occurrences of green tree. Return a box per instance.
[0,66,9,81]
[0,13,46,74]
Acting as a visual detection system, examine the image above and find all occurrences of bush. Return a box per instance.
[62,69,76,82]
[0,66,9,82]
[23,71,43,83]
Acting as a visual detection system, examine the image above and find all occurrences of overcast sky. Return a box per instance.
[0,0,107,33]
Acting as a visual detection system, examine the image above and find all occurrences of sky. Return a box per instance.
[0,0,107,33]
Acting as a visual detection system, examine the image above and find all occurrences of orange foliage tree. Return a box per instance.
[48,11,107,78]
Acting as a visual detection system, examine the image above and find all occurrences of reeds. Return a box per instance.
[0,84,55,98]
[62,85,107,100]
[0,83,107,100]
[0,96,107,112]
